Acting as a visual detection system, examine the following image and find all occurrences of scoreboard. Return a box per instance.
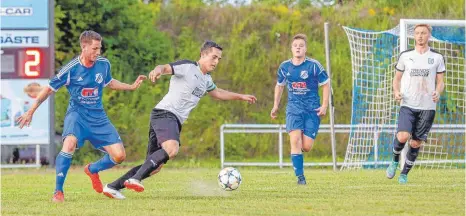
[1,0,54,146]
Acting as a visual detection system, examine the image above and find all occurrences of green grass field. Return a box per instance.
[1,167,464,216]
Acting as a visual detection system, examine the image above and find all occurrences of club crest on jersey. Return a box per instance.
[81,88,99,97]
[428,58,434,64]
[192,87,205,98]
[300,71,308,79]
[95,73,103,84]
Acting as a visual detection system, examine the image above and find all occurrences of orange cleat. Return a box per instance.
[84,164,103,193]
[52,191,64,203]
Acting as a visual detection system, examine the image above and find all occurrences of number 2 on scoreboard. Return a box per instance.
[25,50,40,77]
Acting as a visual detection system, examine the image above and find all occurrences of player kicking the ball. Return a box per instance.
[386,24,445,184]
[270,34,330,185]
[16,30,146,202]
[103,40,256,199]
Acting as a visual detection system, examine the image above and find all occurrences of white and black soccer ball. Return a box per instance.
[217,167,242,191]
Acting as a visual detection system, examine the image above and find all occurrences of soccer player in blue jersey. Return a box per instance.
[16,30,147,202]
[270,34,330,185]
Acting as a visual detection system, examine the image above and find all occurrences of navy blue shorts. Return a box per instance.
[397,106,436,141]
[286,111,320,139]
[62,110,121,149]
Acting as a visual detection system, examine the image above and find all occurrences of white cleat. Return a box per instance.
[103,184,126,200]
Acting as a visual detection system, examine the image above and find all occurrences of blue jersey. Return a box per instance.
[49,56,113,119]
[277,57,329,113]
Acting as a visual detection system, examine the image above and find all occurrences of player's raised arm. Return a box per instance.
[16,86,54,129]
[149,64,172,83]
[208,87,257,103]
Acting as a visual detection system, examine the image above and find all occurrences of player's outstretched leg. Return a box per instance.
[125,141,177,193]
[85,143,126,193]
[52,136,77,203]
[125,148,169,192]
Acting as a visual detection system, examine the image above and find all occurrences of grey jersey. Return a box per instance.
[395,48,445,110]
[155,60,216,124]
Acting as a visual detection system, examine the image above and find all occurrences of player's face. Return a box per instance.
[291,39,306,58]
[82,40,102,62]
[201,48,222,72]
[414,27,430,46]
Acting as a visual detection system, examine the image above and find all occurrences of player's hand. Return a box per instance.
[270,106,279,119]
[131,75,147,90]
[394,91,403,103]
[241,94,257,104]
[149,69,162,83]
[315,106,327,116]
[432,91,440,103]
[16,110,34,129]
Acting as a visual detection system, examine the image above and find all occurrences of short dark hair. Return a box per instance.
[80,30,102,45]
[201,40,223,54]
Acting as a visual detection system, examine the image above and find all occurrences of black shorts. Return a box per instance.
[146,109,182,157]
[397,106,435,141]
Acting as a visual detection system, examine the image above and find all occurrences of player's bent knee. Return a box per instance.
[162,140,180,159]
[112,152,126,164]
[62,136,77,153]
[396,132,410,143]
[302,145,312,152]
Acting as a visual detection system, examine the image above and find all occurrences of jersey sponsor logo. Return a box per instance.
[192,87,205,98]
[95,73,103,84]
[410,69,430,77]
[428,58,434,64]
[81,88,99,97]
[291,82,307,90]
[300,70,308,79]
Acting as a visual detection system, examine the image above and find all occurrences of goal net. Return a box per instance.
[341,19,465,170]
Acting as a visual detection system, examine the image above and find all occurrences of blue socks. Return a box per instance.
[89,154,119,174]
[291,154,304,177]
[55,151,73,192]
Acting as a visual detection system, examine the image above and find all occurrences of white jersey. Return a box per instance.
[395,48,445,110]
[155,60,216,124]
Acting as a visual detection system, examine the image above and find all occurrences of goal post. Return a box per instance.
[341,19,465,170]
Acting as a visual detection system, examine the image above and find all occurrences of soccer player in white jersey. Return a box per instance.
[16,30,147,202]
[103,40,257,199]
[270,34,330,185]
[386,24,445,184]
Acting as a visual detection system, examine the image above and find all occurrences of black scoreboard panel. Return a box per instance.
[1,47,51,79]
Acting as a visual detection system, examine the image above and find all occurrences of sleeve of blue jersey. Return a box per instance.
[49,63,74,91]
[318,70,330,86]
[276,66,287,86]
[103,60,113,87]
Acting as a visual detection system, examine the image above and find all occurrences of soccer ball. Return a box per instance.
[217,167,242,191]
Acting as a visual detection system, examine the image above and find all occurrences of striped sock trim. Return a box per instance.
[59,151,73,158]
